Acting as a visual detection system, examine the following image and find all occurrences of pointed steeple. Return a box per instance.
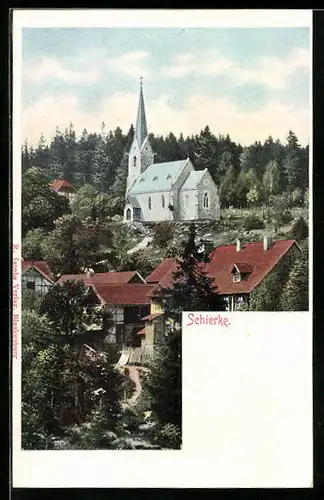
[135,77,148,148]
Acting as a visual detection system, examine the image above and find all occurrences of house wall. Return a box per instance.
[179,189,198,220]
[136,190,173,221]
[151,299,163,314]
[22,268,52,294]
[196,170,220,220]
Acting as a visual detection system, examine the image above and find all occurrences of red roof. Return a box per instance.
[50,179,75,192]
[57,271,142,286]
[91,284,155,305]
[146,258,178,283]
[22,260,54,283]
[142,312,163,321]
[147,239,299,295]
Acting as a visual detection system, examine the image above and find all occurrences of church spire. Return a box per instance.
[135,77,148,148]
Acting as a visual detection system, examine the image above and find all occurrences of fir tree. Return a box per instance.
[280,253,308,311]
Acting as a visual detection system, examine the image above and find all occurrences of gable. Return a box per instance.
[181,169,205,191]
[128,159,189,195]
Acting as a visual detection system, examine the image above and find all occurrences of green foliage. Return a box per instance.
[40,214,114,275]
[290,217,309,241]
[22,167,70,236]
[22,289,42,312]
[242,215,265,231]
[22,228,45,260]
[249,249,298,311]
[38,280,108,342]
[152,222,174,248]
[267,194,293,233]
[71,184,124,221]
[152,423,182,449]
[280,252,308,311]
[144,329,182,429]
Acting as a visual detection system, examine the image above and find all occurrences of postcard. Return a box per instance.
[12,9,312,488]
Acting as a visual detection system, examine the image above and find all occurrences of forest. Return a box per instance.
[22,123,309,209]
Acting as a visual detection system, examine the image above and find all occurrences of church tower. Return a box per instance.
[126,79,154,193]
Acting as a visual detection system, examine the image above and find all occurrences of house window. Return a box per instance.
[116,308,124,323]
[148,196,152,209]
[203,192,209,208]
[233,273,241,283]
[126,208,132,221]
[26,280,35,291]
[161,194,165,208]
[133,156,137,167]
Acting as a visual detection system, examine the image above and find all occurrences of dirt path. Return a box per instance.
[127,366,142,405]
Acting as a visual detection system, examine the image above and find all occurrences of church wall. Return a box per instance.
[127,138,141,192]
[179,189,198,220]
[170,159,195,220]
[140,139,154,173]
[196,171,220,219]
[137,190,173,221]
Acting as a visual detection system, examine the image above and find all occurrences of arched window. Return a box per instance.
[148,196,152,210]
[203,192,209,208]
[161,194,165,208]
[185,194,189,206]
[133,156,137,167]
[126,208,132,221]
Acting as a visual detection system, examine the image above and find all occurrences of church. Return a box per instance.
[124,80,220,223]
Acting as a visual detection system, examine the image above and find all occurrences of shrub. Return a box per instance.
[242,215,265,231]
[153,222,174,248]
[290,217,308,241]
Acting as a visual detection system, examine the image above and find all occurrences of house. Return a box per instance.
[50,179,76,203]
[123,80,220,222]
[142,236,301,326]
[22,260,54,294]
[90,283,155,347]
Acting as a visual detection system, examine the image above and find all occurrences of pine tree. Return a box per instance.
[280,253,308,311]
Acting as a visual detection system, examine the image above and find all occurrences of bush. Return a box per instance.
[290,217,308,241]
[152,423,182,449]
[153,222,174,248]
[242,215,265,231]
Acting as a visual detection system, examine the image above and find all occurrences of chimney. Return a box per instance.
[263,235,273,251]
[236,239,241,252]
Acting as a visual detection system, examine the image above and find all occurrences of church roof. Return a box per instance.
[135,80,148,148]
[128,159,189,195]
[181,169,206,191]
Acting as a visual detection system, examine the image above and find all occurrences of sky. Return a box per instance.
[21,27,310,147]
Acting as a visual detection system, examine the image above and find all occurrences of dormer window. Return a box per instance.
[153,176,158,181]
[233,272,241,283]
[140,177,145,182]
[231,262,254,283]
[166,174,172,180]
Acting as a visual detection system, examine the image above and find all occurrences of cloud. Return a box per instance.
[162,47,309,89]
[24,50,151,85]
[22,91,309,148]
[24,56,101,84]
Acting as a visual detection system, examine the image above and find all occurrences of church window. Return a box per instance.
[185,194,189,206]
[161,194,165,208]
[126,208,132,221]
[133,156,137,167]
[203,191,209,208]
[148,196,152,209]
